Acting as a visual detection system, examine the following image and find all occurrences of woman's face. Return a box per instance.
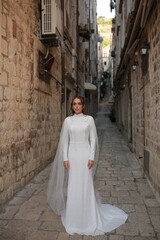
[72,98,83,114]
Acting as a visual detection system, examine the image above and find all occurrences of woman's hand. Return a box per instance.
[88,160,94,169]
[64,161,70,169]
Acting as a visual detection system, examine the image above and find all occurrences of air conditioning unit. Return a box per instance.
[41,0,56,35]
[40,0,59,47]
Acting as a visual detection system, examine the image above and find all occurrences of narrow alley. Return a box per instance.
[0,102,160,240]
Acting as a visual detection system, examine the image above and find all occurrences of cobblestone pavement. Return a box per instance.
[0,106,160,240]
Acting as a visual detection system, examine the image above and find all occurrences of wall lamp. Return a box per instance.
[132,61,138,71]
[140,42,150,55]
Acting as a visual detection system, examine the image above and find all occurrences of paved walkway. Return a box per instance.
[0,106,160,240]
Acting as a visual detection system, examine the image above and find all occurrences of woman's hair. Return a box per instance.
[71,96,85,115]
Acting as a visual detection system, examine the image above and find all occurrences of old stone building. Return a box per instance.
[97,17,113,102]
[0,0,98,207]
[77,0,98,116]
[112,0,160,200]
[0,0,63,208]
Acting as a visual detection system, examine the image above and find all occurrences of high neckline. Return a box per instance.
[73,113,84,117]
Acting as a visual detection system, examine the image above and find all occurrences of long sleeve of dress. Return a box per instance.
[89,117,97,161]
[61,119,69,161]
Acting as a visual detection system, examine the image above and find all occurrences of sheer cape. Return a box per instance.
[47,115,99,215]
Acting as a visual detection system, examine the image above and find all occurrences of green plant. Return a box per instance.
[79,23,88,29]
[102,39,111,48]
[85,48,89,59]
[97,17,112,25]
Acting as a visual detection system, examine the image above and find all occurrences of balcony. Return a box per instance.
[78,24,90,41]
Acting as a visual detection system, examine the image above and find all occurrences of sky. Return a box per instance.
[97,0,115,18]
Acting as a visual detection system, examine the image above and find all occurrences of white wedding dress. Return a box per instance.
[47,114,128,236]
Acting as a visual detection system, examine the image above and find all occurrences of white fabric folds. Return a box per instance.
[47,114,128,236]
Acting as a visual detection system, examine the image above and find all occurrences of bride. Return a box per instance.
[47,96,128,236]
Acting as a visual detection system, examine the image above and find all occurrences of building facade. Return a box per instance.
[97,17,113,103]
[78,0,98,116]
[112,0,160,200]
[0,0,98,207]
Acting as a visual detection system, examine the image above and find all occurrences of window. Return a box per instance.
[33,38,52,95]
[38,48,55,84]
[39,51,51,84]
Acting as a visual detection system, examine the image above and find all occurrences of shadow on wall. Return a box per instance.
[109,105,116,122]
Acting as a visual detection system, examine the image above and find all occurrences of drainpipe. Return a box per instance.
[76,0,79,95]
[89,0,91,82]
[61,0,65,120]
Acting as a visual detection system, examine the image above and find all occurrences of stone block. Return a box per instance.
[16,187,35,198]
[57,232,69,240]
[83,236,92,240]
[30,230,58,240]
[92,235,109,240]
[20,177,25,188]
[3,87,10,100]
[0,112,3,122]
[40,220,65,232]
[22,163,29,177]
[9,62,17,77]
[111,190,129,197]
[16,89,22,102]
[0,71,8,86]
[1,27,6,37]
[3,171,15,190]
[148,207,160,215]
[12,20,17,38]
[125,237,156,240]
[70,235,83,240]
[0,229,33,240]
[0,220,8,229]
[1,13,7,29]
[109,236,124,240]
[0,86,3,100]
[14,201,44,221]
[1,38,8,56]
[0,205,19,220]
[8,196,26,206]
[117,204,135,213]
[16,167,23,181]
[150,215,160,232]
[139,223,155,237]
[0,177,4,192]
[40,211,59,221]
[17,130,24,140]
[135,204,147,213]
[144,198,160,208]
[116,223,139,236]
[2,100,9,112]
[2,2,9,14]
[7,219,40,229]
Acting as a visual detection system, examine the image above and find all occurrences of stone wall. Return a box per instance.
[132,68,145,165]
[145,6,160,199]
[131,5,160,199]
[114,4,160,200]
[0,1,62,206]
